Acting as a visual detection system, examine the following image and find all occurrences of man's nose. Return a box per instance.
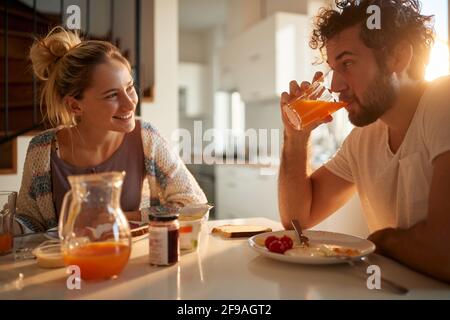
[330,71,348,93]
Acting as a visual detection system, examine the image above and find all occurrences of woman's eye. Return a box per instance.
[105,92,118,99]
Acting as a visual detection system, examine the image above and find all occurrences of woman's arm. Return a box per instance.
[15,143,48,234]
[146,127,207,207]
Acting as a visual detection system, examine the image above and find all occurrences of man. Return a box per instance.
[278,0,450,282]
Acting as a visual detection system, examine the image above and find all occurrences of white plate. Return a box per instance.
[249,230,376,265]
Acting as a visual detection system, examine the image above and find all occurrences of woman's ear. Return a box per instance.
[64,96,83,116]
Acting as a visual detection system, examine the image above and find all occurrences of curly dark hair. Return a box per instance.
[310,0,435,80]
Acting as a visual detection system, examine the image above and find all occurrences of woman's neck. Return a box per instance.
[58,122,126,167]
[74,121,125,151]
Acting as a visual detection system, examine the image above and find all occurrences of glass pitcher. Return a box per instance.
[59,171,131,281]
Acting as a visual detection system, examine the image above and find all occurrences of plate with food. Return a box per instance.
[249,230,375,265]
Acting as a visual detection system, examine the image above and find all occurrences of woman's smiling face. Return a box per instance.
[74,58,138,133]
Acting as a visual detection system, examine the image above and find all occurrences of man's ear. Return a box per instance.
[388,41,413,76]
[64,96,83,116]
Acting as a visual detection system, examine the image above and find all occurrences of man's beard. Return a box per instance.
[347,71,397,127]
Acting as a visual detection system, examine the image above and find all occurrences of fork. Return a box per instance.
[291,219,310,247]
[337,255,409,295]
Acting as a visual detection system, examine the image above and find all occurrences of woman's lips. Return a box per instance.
[113,113,133,120]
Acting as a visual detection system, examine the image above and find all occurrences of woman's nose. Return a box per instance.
[122,91,137,110]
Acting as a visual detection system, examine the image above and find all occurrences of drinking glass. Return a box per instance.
[0,191,17,255]
[282,70,347,131]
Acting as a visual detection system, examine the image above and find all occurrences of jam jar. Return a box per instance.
[148,211,180,266]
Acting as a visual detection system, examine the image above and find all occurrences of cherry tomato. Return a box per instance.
[268,240,286,254]
[264,236,279,249]
[280,235,293,250]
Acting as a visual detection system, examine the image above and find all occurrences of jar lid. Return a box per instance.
[149,212,179,221]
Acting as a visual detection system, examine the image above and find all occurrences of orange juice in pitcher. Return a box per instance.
[59,172,132,281]
[64,242,130,280]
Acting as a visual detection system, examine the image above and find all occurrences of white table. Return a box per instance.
[0,218,449,299]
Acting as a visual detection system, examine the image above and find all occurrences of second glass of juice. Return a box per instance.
[283,70,347,130]
[0,191,17,256]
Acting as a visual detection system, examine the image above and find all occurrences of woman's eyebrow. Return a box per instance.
[101,81,134,95]
[101,88,117,95]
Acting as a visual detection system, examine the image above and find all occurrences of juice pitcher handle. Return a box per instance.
[58,190,72,240]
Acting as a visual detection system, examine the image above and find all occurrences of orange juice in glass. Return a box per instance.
[0,191,16,256]
[283,71,347,130]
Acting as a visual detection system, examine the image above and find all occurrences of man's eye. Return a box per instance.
[343,61,354,68]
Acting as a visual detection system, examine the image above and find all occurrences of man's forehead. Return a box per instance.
[325,25,363,61]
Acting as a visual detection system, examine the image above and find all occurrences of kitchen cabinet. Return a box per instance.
[215,165,279,220]
[218,12,313,102]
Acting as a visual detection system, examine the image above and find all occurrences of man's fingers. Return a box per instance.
[280,92,290,106]
[302,115,334,131]
[312,71,324,83]
[289,80,301,96]
[300,81,310,91]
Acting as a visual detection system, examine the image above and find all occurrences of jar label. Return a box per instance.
[149,226,168,265]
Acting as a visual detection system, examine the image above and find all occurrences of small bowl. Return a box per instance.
[32,241,65,268]
[179,218,203,251]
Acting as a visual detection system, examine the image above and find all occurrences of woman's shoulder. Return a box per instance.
[140,121,159,134]
[140,121,165,142]
[28,127,58,149]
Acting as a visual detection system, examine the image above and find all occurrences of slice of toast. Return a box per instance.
[211,225,272,238]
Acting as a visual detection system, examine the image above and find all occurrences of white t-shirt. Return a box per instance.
[324,76,450,233]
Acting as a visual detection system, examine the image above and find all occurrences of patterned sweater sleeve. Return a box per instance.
[142,123,207,208]
[16,141,49,233]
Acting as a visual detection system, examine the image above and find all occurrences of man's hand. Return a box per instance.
[367,227,395,255]
[280,71,333,137]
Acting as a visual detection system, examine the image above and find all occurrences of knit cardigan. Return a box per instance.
[16,122,207,232]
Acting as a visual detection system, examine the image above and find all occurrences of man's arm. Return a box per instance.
[369,151,450,283]
[278,77,356,230]
[279,145,356,229]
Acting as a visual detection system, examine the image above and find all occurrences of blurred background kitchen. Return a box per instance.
[1,0,449,237]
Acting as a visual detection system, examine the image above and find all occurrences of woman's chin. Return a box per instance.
[111,116,136,132]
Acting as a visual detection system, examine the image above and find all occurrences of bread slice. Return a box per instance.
[211,225,272,238]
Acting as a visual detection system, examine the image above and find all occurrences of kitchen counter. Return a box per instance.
[0,218,449,299]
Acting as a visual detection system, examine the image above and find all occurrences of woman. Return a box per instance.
[15,27,206,233]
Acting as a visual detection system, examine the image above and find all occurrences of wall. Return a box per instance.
[142,0,155,95]
[0,136,32,194]
[178,26,223,137]
[179,31,208,64]
[20,0,111,36]
[141,0,178,141]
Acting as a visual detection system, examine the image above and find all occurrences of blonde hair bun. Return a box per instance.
[30,26,82,81]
